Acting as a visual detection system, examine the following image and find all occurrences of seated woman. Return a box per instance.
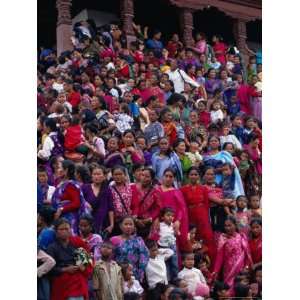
[46,218,93,300]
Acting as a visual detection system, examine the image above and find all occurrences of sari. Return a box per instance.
[51,180,89,235]
[103,151,125,169]
[213,232,253,294]
[203,151,245,197]
[81,233,102,262]
[162,121,177,146]
[110,235,149,282]
[151,151,183,186]
[249,234,262,265]
[157,187,189,251]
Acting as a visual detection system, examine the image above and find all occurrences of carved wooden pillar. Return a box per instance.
[120,0,136,47]
[56,0,73,56]
[179,8,194,47]
[233,18,249,66]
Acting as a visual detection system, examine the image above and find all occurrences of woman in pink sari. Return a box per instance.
[213,216,253,295]
[156,168,189,252]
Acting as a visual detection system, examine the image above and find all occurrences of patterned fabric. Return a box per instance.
[110,235,149,282]
[82,233,103,262]
[110,183,132,218]
[49,132,64,157]
[213,232,253,294]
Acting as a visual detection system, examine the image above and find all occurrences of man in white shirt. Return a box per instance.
[166,59,199,93]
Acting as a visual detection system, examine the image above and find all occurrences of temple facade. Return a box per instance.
[56,0,261,62]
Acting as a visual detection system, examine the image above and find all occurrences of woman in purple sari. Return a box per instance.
[81,164,114,235]
[213,216,253,296]
[51,160,89,235]
[205,68,222,99]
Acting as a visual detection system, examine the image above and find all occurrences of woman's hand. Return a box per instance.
[104,225,114,234]
[78,264,86,272]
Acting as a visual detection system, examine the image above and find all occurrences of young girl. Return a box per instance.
[157,207,178,282]
[115,103,134,134]
[136,135,152,166]
[92,241,123,300]
[178,253,209,300]
[79,214,103,262]
[122,263,144,295]
[210,100,224,124]
[235,195,250,236]
[159,108,178,146]
[103,136,125,169]
[220,123,242,150]
[248,194,262,218]
[249,218,262,265]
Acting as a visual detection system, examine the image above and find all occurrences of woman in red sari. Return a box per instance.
[156,168,189,251]
[249,218,262,266]
[131,167,162,238]
[46,218,92,300]
[181,167,227,263]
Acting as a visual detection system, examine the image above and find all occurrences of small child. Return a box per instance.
[186,141,203,167]
[122,263,144,295]
[37,166,56,205]
[64,116,86,153]
[93,241,123,300]
[79,214,103,262]
[248,194,262,218]
[234,195,250,236]
[178,253,209,300]
[158,207,179,282]
[238,150,251,180]
[145,240,174,297]
[115,103,134,133]
[210,100,224,124]
[197,256,214,287]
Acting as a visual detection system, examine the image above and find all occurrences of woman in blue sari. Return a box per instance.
[151,137,183,187]
[203,135,244,198]
[51,160,89,235]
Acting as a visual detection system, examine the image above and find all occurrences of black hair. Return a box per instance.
[236,195,248,202]
[224,215,238,230]
[62,160,76,180]
[111,165,127,175]
[54,217,71,231]
[95,95,108,110]
[142,167,156,180]
[145,239,158,250]
[188,224,197,232]
[250,217,262,227]
[160,206,175,218]
[158,137,172,157]
[222,142,235,151]
[44,118,57,132]
[120,103,130,114]
[101,240,114,248]
[182,252,194,261]
[163,167,176,177]
[75,165,91,184]
[37,165,47,173]
[123,292,140,300]
[132,163,144,174]
[169,288,189,300]
[39,206,56,226]
[234,283,250,298]
[85,123,98,135]
[187,166,200,176]
[159,107,172,122]
[79,213,94,232]
[172,138,185,150]
[122,129,136,138]
[211,281,230,299]
[119,215,135,225]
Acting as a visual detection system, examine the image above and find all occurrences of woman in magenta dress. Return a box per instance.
[213,216,253,295]
[244,135,262,176]
[131,167,162,238]
[157,168,189,251]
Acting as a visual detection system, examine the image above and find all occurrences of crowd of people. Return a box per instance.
[37,18,262,300]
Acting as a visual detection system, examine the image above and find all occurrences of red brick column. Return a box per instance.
[120,0,136,47]
[56,0,73,56]
[179,8,194,47]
